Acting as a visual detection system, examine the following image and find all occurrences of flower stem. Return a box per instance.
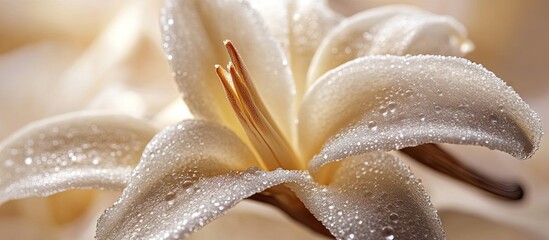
[248,185,334,238]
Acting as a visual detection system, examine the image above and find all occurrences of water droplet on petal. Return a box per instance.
[246,166,260,174]
[419,113,426,121]
[498,105,505,112]
[389,213,399,223]
[367,121,378,131]
[181,179,193,189]
[165,191,177,204]
[379,106,388,117]
[382,226,395,240]
[387,102,397,113]
[489,114,498,124]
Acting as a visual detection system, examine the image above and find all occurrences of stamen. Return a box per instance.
[224,40,279,131]
[400,144,524,200]
[215,40,301,170]
[215,65,247,124]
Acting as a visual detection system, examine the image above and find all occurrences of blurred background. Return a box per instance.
[0,0,548,239]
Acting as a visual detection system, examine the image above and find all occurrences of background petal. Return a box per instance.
[0,190,120,240]
[162,0,295,138]
[0,112,156,205]
[289,153,444,239]
[298,55,542,172]
[0,42,81,138]
[54,0,177,118]
[0,0,176,139]
[248,0,342,99]
[307,5,470,86]
[0,0,126,53]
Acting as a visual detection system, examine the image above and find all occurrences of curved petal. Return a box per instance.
[0,112,156,205]
[0,190,121,240]
[0,0,125,52]
[307,5,471,87]
[98,169,307,239]
[0,0,172,139]
[96,119,305,239]
[0,42,81,138]
[288,153,444,239]
[53,0,151,112]
[161,0,295,138]
[298,55,542,172]
[248,0,342,98]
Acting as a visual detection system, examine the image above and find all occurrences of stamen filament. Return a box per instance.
[215,65,246,123]
[215,40,301,170]
[224,40,281,136]
[216,65,271,170]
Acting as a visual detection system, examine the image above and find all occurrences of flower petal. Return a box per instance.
[98,169,308,239]
[248,0,342,98]
[0,112,156,205]
[307,5,471,87]
[0,42,81,138]
[96,120,305,239]
[298,55,542,172]
[162,0,295,138]
[52,1,143,109]
[288,153,444,239]
[0,0,125,52]
[0,1,173,140]
[0,190,121,240]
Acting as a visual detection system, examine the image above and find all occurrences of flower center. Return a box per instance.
[215,40,301,171]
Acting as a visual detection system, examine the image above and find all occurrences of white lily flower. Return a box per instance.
[97,0,537,238]
[0,0,543,239]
